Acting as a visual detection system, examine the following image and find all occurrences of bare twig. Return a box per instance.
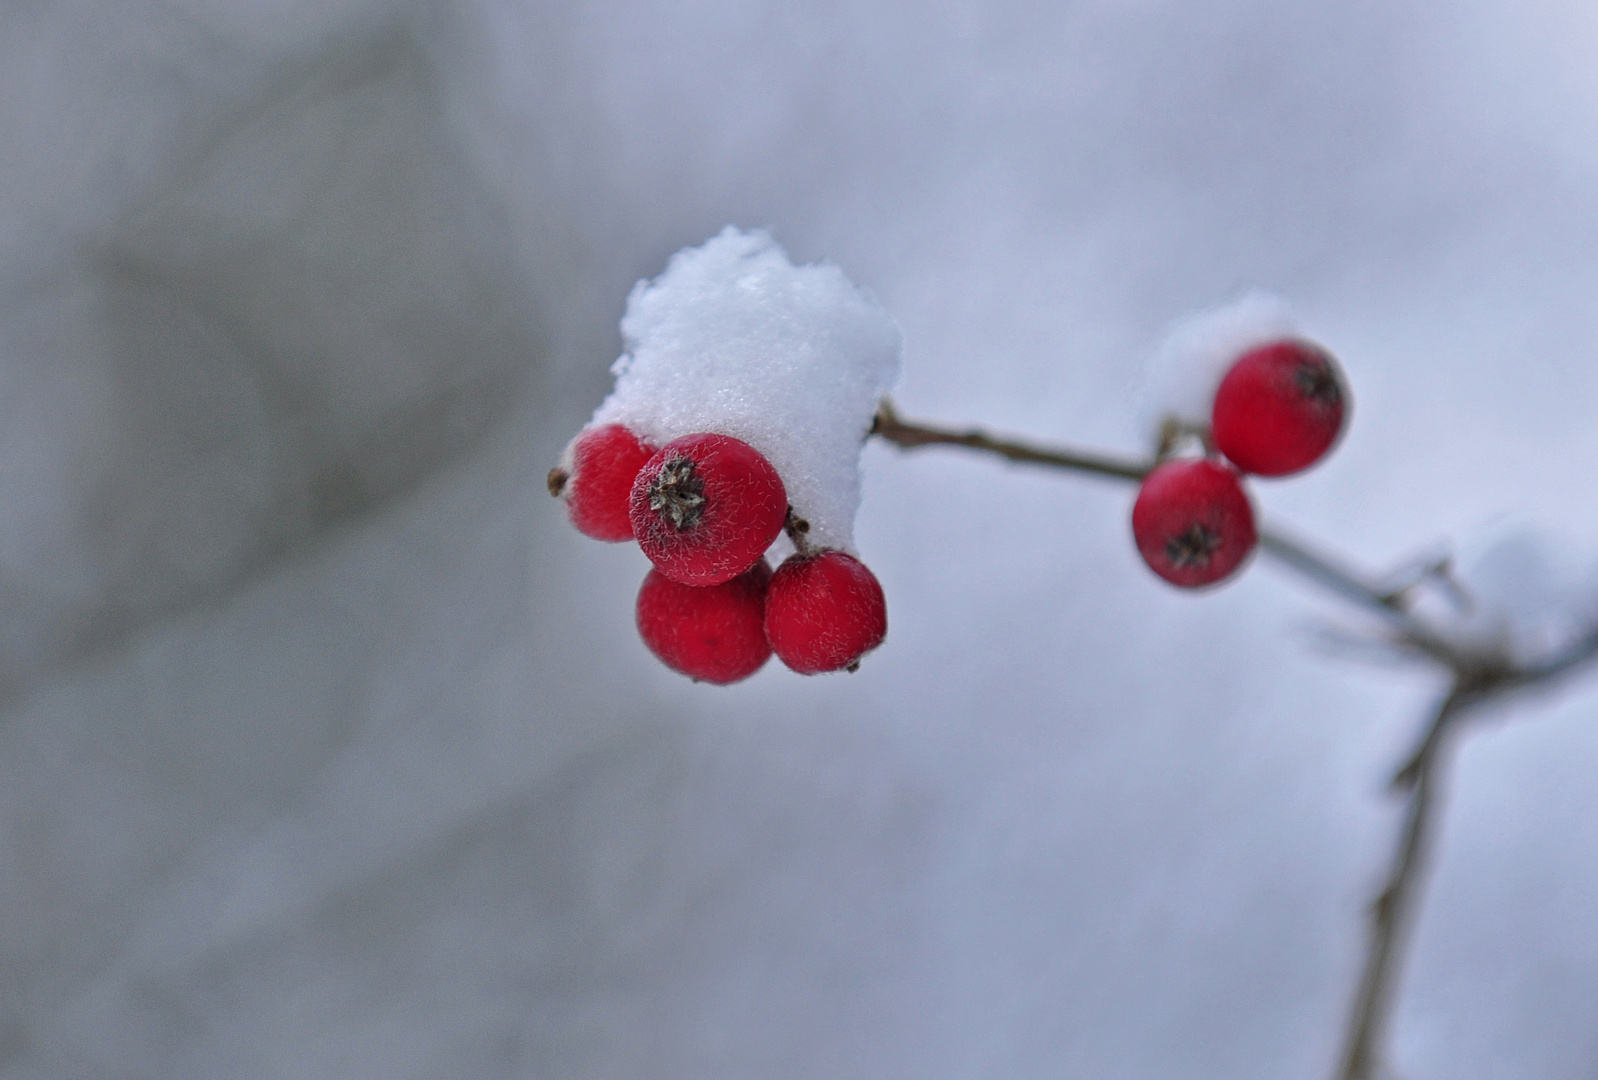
[1254,528,1461,667]
[870,398,1152,482]
[1337,686,1467,1080]
[870,400,1460,664]
[1374,553,1474,616]
[1253,527,1408,620]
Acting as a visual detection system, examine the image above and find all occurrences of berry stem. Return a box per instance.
[1155,416,1216,460]
[784,506,815,557]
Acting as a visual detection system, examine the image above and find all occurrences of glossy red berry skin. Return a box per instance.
[764,550,887,674]
[1131,459,1257,588]
[550,425,655,542]
[1211,339,1347,477]
[635,560,773,684]
[629,433,787,586]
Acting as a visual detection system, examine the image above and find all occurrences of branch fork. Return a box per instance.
[869,396,1598,1080]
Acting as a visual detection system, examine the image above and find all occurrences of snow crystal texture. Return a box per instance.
[590,227,901,552]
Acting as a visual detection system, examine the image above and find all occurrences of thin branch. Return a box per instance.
[1390,705,1463,794]
[870,398,1152,482]
[870,400,1461,663]
[1336,686,1467,1080]
[1384,622,1598,792]
[1255,527,1462,669]
[1253,528,1409,621]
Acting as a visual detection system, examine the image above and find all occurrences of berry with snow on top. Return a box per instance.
[764,549,887,674]
[1132,459,1257,588]
[1211,339,1348,477]
[630,432,787,586]
[635,560,773,684]
[548,424,656,542]
[590,226,901,553]
[1137,290,1297,441]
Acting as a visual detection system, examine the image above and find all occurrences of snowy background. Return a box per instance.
[5,1,1598,1077]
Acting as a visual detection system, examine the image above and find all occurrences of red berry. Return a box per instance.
[1211,339,1348,477]
[629,433,787,586]
[764,550,887,674]
[549,425,656,542]
[1131,459,1257,588]
[635,561,773,684]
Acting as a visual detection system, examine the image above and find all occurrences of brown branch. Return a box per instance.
[1336,686,1468,1080]
[870,398,1153,482]
[870,399,1461,664]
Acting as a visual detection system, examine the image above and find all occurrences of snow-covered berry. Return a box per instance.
[590,227,901,553]
[764,550,887,674]
[548,424,656,542]
[1211,339,1347,477]
[1136,290,1297,444]
[1132,459,1257,588]
[635,560,773,684]
[630,432,788,586]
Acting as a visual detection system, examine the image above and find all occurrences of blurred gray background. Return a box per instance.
[4,1,1598,1077]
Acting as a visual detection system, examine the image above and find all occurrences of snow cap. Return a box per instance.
[1137,290,1298,442]
[590,227,902,551]
[1452,521,1598,666]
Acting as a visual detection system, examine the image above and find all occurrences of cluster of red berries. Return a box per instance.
[550,426,888,683]
[1132,339,1348,588]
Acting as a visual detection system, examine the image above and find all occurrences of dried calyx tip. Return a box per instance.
[547,467,568,497]
[1294,357,1342,404]
[647,457,706,530]
[1166,523,1222,569]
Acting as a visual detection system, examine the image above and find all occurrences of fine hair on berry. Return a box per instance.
[630,433,788,586]
[1211,339,1348,477]
[550,424,656,542]
[764,550,887,674]
[1131,459,1257,588]
[635,561,773,684]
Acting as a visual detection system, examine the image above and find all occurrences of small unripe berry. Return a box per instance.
[630,433,788,586]
[1211,339,1347,477]
[1132,459,1257,588]
[549,425,656,542]
[764,550,887,674]
[635,560,773,684]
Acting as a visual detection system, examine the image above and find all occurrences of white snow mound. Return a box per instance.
[1137,290,1298,442]
[589,227,902,551]
[1451,522,1598,666]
